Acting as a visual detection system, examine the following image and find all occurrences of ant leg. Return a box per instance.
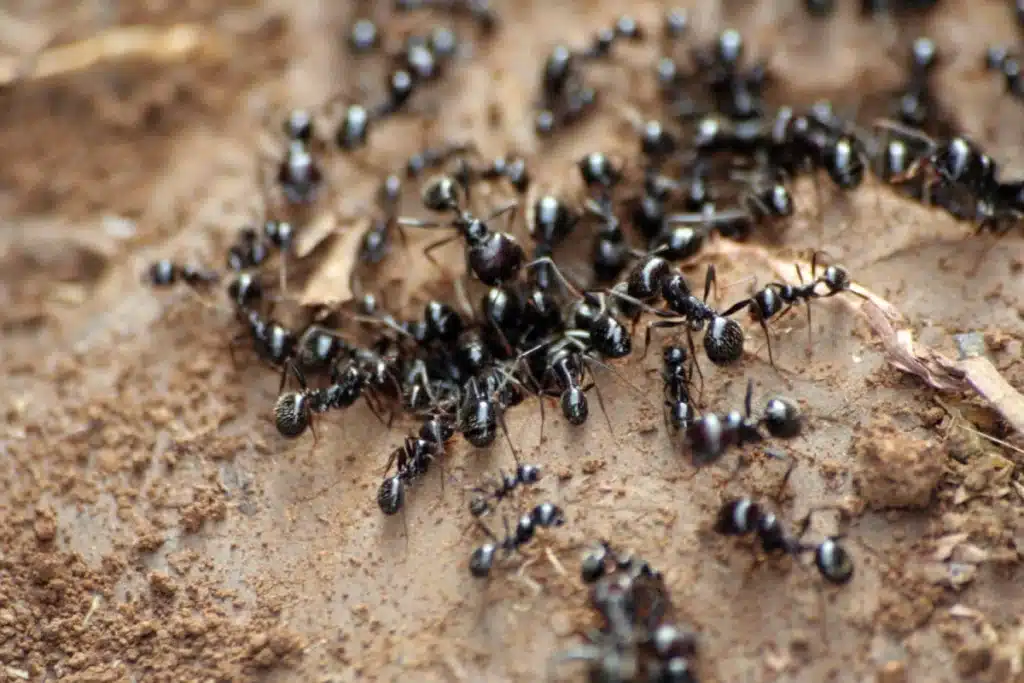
[642,318,687,360]
[759,319,776,369]
[486,200,519,225]
[773,458,797,503]
[362,392,387,426]
[744,379,754,419]
[703,263,716,303]
[497,407,521,465]
[584,363,616,440]
[684,328,705,399]
[525,256,583,298]
[422,235,461,271]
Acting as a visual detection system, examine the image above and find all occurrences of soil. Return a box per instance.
[2,1,1024,682]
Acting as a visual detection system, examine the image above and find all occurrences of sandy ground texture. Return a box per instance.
[2,0,1024,681]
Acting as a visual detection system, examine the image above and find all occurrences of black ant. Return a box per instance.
[468,501,565,577]
[531,335,615,429]
[587,197,631,284]
[273,361,385,440]
[226,271,264,309]
[872,120,998,206]
[662,344,694,431]
[378,412,457,515]
[399,174,524,286]
[147,260,219,289]
[457,368,522,460]
[714,498,854,584]
[578,151,624,193]
[347,17,380,54]
[530,193,580,249]
[610,263,745,371]
[555,542,699,683]
[357,173,405,267]
[729,256,868,365]
[275,109,325,204]
[468,463,541,518]
[685,379,801,466]
[890,37,945,131]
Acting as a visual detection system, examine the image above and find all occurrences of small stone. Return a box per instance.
[955,642,992,677]
[148,570,177,597]
[852,416,943,510]
[33,507,57,543]
[876,659,907,683]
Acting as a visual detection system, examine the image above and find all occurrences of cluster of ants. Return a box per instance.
[143,1,1020,678]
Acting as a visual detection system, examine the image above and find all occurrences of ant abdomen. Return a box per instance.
[378,475,404,516]
[274,392,309,438]
[815,537,854,584]
[703,317,744,365]
[561,387,589,425]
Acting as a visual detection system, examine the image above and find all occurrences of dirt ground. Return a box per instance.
[2,1,1024,682]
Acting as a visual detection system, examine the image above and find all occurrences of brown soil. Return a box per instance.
[2,1,1024,682]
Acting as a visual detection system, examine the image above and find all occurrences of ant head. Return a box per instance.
[517,463,541,484]
[822,264,850,292]
[910,36,938,72]
[463,218,489,244]
[421,174,461,212]
[377,474,404,515]
[561,386,590,425]
[768,183,794,216]
[274,392,309,438]
[533,502,565,527]
[663,344,687,366]
[336,104,371,151]
[284,109,314,143]
[715,29,744,69]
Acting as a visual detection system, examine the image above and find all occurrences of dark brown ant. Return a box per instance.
[468,463,541,518]
[685,379,801,466]
[714,498,854,584]
[147,260,219,289]
[721,255,868,366]
[398,174,524,286]
[468,502,564,577]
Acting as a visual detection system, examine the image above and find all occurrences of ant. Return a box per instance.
[662,344,694,432]
[275,109,325,205]
[357,173,405,267]
[686,379,801,466]
[457,368,523,460]
[588,196,631,284]
[468,463,541,518]
[147,260,219,289]
[347,17,380,54]
[273,361,385,440]
[721,255,867,366]
[530,193,580,249]
[611,264,745,372]
[378,412,457,515]
[555,541,700,683]
[714,498,854,584]
[468,501,565,577]
[872,120,998,206]
[530,335,615,429]
[399,174,525,286]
